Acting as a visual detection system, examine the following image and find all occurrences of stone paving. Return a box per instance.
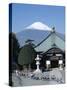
[12,69,65,87]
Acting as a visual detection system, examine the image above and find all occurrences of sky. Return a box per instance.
[11,3,65,34]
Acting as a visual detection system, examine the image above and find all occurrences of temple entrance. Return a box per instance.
[51,60,58,68]
[41,47,65,69]
[31,47,65,70]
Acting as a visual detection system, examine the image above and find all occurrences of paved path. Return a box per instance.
[12,70,65,87]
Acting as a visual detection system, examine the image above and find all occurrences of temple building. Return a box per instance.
[18,27,65,70]
[34,28,65,69]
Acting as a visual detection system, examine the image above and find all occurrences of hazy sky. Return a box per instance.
[11,3,65,34]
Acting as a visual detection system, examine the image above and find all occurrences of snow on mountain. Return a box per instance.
[16,22,64,47]
[26,22,53,31]
[16,22,53,47]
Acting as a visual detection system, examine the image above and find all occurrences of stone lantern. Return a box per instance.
[33,54,42,73]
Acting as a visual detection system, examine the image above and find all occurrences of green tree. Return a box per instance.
[9,32,20,86]
[9,32,20,69]
[18,43,36,70]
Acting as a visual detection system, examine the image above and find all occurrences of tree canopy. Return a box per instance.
[18,44,36,66]
[9,32,20,66]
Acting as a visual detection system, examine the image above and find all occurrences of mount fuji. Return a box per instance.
[26,22,52,31]
[16,22,53,47]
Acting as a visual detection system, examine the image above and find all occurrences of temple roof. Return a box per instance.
[35,31,65,53]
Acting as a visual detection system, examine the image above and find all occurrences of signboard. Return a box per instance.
[50,56,59,60]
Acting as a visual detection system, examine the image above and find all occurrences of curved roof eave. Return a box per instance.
[35,32,65,53]
[35,32,52,48]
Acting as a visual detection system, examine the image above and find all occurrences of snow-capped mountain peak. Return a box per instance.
[26,22,52,31]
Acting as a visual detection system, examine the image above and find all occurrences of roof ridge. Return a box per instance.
[35,31,65,48]
[35,32,52,48]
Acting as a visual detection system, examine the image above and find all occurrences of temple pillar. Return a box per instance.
[46,60,51,70]
[59,60,63,70]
